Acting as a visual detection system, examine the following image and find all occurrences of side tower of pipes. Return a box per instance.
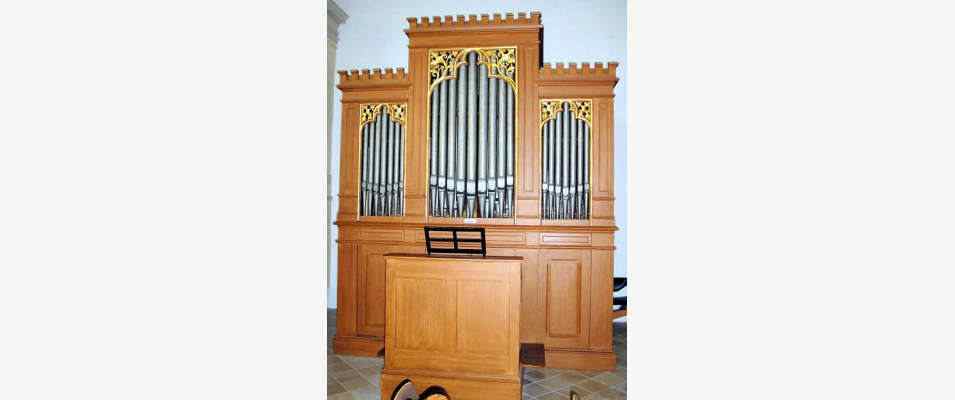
[540,99,592,220]
[359,103,406,217]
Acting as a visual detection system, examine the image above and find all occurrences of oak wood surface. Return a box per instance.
[382,254,523,399]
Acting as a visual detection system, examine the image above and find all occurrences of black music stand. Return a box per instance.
[423,226,487,257]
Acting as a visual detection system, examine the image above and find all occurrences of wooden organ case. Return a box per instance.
[334,12,619,370]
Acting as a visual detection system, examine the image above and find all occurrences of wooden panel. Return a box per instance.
[394,276,455,351]
[335,243,358,337]
[544,349,616,371]
[546,260,582,336]
[540,233,591,245]
[516,249,544,343]
[382,373,521,400]
[405,47,429,223]
[543,249,591,349]
[589,250,614,351]
[357,250,387,336]
[517,38,542,225]
[356,244,419,337]
[360,229,405,242]
[486,231,525,245]
[457,280,508,354]
[385,255,522,380]
[594,98,613,197]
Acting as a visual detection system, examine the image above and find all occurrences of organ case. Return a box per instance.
[334,12,620,370]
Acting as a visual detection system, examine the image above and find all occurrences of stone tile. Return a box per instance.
[566,384,593,396]
[537,391,569,400]
[327,380,347,395]
[536,376,571,392]
[328,359,350,371]
[327,393,352,400]
[341,356,382,370]
[356,366,380,379]
[524,368,546,383]
[612,381,626,393]
[350,385,379,400]
[585,388,626,400]
[591,372,625,386]
[553,371,588,385]
[339,375,372,391]
[575,378,612,394]
[330,367,362,381]
[535,367,566,380]
[523,381,555,398]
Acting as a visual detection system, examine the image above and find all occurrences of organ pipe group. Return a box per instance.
[360,106,404,217]
[428,51,516,219]
[541,101,591,220]
[357,52,593,221]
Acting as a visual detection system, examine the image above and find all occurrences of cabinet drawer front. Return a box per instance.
[487,232,526,245]
[540,233,591,245]
[360,229,405,242]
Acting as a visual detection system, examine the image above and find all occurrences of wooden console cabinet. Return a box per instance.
[333,12,619,371]
[381,254,522,399]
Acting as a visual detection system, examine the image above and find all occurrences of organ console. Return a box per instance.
[334,11,620,371]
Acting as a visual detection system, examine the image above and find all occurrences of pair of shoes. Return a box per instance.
[390,379,450,400]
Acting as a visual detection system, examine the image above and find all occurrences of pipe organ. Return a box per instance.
[335,12,620,371]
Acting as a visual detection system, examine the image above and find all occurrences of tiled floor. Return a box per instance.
[327,310,627,400]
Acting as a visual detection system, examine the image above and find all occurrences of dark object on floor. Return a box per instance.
[389,379,451,400]
[570,390,581,400]
[613,277,627,292]
[391,379,418,400]
[613,277,627,319]
[424,226,487,257]
[520,342,546,367]
[420,385,450,400]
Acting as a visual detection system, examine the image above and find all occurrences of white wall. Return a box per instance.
[329,0,627,307]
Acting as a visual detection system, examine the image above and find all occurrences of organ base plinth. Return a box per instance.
[332,335,384,357]
[381,372,521,400]
[544,349,617,371]
[333,334,617,371]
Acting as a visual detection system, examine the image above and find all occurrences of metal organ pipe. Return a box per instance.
[455,63,466,217]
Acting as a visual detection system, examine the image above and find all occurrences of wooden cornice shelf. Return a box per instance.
[335,220,619,233]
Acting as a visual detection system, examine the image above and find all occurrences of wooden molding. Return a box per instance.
[337,68,410,91]
[538,62,619,85]
[405,12,541,32]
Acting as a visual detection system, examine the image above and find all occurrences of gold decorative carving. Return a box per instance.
[429,49,466,91]
[540,99,593,127]
[428,47,518,94]
[360,103,407,129]
[476,47,517,92]
[388,104,407,126]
